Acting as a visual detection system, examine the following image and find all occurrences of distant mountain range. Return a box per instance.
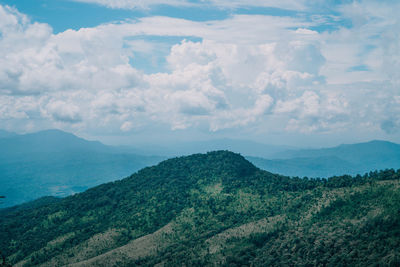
[1,151,399,266]
[0,130,163,207]
[1,129,400,207]
[126,138,293,158]
[247,140,400,177]
[128,138,400,178]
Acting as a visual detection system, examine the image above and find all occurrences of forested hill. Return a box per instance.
[1,151,400,266]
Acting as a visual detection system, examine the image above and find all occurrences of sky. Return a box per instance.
[0,0,399,147]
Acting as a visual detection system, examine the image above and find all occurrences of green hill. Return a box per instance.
[1,151,399,266]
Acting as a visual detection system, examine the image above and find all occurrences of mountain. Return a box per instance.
[0,130,163,207]
[274,140,400,161]
[1,151,399,266]
[0,129,110,155]
[2,130,399,207]
[249,140,400,177]
[247,155,356,177]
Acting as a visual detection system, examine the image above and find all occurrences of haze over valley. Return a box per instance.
[1,0,400,266]
[1,129,400,208]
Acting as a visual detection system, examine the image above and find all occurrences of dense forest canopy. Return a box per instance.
[1,151,399,266]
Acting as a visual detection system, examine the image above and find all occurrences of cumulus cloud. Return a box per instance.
[45,100,82,123]
[274,90,349,133]
[204,0,307,10]
[0,1,399,140]
[120,121,134,132]
[71,0,189,9]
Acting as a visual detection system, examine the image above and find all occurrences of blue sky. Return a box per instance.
[0,0,399,147]
[0,0,232,33]
[0,0,352,74]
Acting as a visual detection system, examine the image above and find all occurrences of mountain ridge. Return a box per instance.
[2,129,400,207]
[273,139,400,159]
[1,151,400,266]
[0,129,164,207]
[0,129,111,155]
[249,139,400,177]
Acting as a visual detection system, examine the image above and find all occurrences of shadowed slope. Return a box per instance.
[0,151,399,266]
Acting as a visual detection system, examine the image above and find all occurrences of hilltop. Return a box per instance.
[1,151,399,266]
[3,129,400,208]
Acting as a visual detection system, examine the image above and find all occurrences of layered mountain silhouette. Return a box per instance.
[0,151,399,266]
[129,138,293,158]
[2,129,400,207]
[248,140,400,177]
[0,130,163,207]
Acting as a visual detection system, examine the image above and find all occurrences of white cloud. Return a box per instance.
[45,100,82,123]
[70,0,307,10]
[204,0,307,10]
[120,121,134,132]
[71,0,189,9]
[295,28,318,35]
[0,1,400,139]
[319,0,400,85]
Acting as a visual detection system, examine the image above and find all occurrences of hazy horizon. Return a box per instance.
[1,127,399,152]
[2,1,400,263]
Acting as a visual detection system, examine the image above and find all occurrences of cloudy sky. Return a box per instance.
[0,0,399,147]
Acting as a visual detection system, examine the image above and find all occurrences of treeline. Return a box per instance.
[0,151,399,266]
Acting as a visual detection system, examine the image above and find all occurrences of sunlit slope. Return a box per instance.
[0,151,399,266]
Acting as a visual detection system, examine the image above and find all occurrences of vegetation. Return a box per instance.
[0,197,11,267]
[0,151,399,266]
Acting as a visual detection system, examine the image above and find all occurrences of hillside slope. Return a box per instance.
[0,151,399,266]
[0,130,163,207]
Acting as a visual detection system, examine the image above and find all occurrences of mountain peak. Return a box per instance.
[164,150,257,176]
[30,129,91,142]
[0,129,110,155]
[35,128,76,136]
[2,148,400,266]
[133,150,258,186]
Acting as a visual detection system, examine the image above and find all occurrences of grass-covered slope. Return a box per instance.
[0,151,399,266]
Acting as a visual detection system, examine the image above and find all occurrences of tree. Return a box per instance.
[0,253,11,267]
[0,196,11,267]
